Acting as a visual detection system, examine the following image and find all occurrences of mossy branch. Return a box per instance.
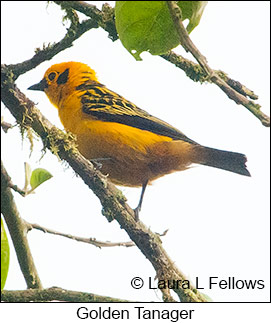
[160,51,259,100]
[1,287,133,302]
[166,1,269,126]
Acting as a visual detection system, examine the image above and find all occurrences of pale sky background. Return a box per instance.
[1,0,270,309]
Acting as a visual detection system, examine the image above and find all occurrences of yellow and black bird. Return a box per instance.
[29,62,250,219]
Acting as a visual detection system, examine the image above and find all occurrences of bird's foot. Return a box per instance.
[133,205,141,222]
[90,158,111,170]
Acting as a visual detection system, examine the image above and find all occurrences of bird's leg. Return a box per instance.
[134,180,148,221]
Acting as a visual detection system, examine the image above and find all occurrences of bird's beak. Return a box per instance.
[28,78,48,91]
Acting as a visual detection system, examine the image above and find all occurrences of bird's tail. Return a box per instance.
[192,145,251,177]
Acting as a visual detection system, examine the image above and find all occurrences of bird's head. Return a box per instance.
[28,61,98,107]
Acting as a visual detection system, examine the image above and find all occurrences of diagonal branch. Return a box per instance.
[1,65,207,302]
[160,51,259,100]
[9,11,98,79]
[166,1,269,127]
[1,161,43,289]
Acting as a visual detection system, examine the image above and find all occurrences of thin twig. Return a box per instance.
[166,1,269,126]
[1,161,42,289]
[1,287,134,302]
[25,221,169,248]
[25,221,135,248]
[156,229,169,237]
[8,184,26,196]
[167,2,211,75]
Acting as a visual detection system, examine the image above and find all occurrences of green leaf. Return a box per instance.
[115,1,180,60]
[115,1,207,60]
[30,168,53,190]
[1,218,10,290]
[178,1,208,34]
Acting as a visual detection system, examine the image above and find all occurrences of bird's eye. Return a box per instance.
[48,72,57,81]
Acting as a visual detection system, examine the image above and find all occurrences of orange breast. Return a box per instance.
[74,120,194,186]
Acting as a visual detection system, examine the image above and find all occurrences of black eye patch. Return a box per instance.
[57,68,69,85]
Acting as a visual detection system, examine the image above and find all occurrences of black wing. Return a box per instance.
[77,82,197,144]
